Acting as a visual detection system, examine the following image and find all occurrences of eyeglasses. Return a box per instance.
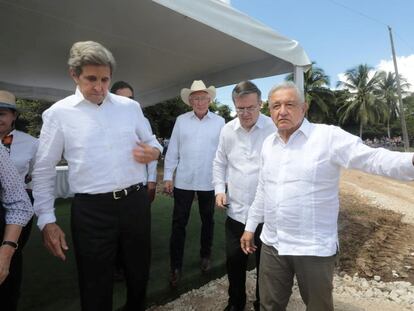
[190,96,210,103]
[235,106,259,114]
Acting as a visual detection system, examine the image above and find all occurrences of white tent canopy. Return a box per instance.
[0,0,310,107]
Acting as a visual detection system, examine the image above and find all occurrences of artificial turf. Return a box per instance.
[19,194,228,310]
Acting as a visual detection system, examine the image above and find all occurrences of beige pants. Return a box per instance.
[259,243,336,311]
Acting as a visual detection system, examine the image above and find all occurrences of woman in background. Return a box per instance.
[0,90,37,310]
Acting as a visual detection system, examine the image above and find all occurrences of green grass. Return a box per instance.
[19,195,228,310]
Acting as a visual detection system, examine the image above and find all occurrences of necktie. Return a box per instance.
[1,134,13,153]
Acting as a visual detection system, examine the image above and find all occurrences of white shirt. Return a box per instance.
[33,88,162,230]
[143,117,157,183]
[164,111,224,191]
[246,119,414,257]
[212,114,275,224]
[5,130,38,185]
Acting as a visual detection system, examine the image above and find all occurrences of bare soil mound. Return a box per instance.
[339,169,414,284]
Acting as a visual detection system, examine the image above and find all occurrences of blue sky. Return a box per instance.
[216,0,414,108]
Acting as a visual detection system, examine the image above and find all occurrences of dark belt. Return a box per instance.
[75,183,145,200]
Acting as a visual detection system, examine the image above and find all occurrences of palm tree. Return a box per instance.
[375,71,410,138]
[286,61,335,123]
[337,64,387,138]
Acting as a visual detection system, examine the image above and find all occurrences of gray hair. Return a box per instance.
[232,80,262,103]
[268,81,305,104]
[68,41,116,76]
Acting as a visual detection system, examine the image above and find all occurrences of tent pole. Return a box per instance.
[293,66,305,99]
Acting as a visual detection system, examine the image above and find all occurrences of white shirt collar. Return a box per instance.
[72,87,110,107]
[233,113,267,132]
[190,110,214,120]
[274,118,311,143]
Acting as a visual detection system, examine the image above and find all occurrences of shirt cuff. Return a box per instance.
[245,220,258,233]
[163,170,174,181]
[214,184,226,195]
[37,212,57,231]
[147,176,157,183]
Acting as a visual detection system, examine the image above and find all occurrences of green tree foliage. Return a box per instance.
[399,93,414,145]
[337,64,387,138]
[260,101,270,116]
[143,97,191,138]
[16,99,51,137]
[286,62,335,123]
[209,99,233,123]
[375,71,410,138]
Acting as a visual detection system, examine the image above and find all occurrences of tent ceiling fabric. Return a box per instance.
[0,0,310,106]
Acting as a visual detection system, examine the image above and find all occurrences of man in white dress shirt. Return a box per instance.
[240,82,414,311]
[164,80,225,287]
[32,41,162,311]
[110,80,158,282]
[213,81,275,311]
[110,81,158,203]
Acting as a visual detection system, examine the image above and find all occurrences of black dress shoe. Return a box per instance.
[200,257,211,272]
[169,268,181,288]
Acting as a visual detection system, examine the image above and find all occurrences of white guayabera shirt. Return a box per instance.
[246,118,414,256]
[164,111,224,191]
[32,88,162,230]
[212,114,276,224]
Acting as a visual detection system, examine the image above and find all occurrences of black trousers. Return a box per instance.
[225,217,262,310]
[169,188,215,270]
[71,187,151,311]
[0,193,33,311]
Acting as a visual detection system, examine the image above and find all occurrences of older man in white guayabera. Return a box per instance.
[241,81,414,311]
[213,81,275,311]
[164,80,225,287]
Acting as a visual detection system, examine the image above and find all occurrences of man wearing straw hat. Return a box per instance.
[164,80,225,287]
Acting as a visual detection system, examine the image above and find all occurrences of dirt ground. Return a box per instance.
[339,169,414,284]
[150,169,414,310]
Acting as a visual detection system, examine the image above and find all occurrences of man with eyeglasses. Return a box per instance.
[164,80,225,287]
[213,81,275,311]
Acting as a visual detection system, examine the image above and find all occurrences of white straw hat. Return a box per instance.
[180,80,216,106]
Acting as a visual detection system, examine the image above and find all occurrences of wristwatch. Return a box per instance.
[1,240,18,250]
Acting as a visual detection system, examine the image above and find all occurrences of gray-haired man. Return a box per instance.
[33,41,162,311]
[241,81,414,311]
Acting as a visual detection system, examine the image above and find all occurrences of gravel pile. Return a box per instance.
[149,270,414,310]
[334,272,414,306]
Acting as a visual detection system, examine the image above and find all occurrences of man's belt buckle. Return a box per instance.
[113,188,128,200]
